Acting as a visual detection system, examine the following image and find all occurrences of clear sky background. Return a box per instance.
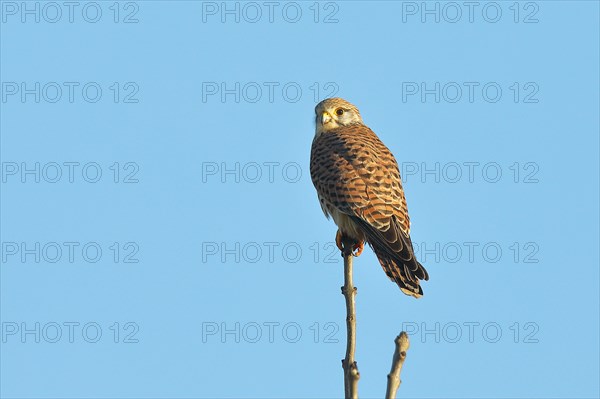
[1,1,599,398]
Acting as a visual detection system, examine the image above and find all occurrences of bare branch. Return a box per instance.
[385,332,410,399]
[341,236,359,399]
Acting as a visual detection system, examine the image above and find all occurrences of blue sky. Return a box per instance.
[1,1,599,398]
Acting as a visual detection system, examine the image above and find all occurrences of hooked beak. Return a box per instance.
[321,111,332,125]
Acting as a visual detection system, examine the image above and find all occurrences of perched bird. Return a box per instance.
[310,98,429,297]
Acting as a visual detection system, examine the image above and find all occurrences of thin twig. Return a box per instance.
[341,236,359,399]
[385,331,410,399]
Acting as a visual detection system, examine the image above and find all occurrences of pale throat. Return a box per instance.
[315,120,340,137]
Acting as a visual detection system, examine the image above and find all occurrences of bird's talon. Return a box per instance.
[335,230,344,252]
[352,241,364,257]
[336,230,362,257]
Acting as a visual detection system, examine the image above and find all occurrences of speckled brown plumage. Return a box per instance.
[310,99,428,297]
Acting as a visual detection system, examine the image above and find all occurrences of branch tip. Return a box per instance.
[396,331,410,352]
[385,331,411,399]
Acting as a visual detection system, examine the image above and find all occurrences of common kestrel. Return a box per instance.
[310,98,429,297]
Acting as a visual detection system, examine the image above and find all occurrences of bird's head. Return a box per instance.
[314,97,363,136]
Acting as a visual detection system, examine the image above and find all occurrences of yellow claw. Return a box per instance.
[336,229,364,257]
[353,241,364,257]
[336,229,344,253]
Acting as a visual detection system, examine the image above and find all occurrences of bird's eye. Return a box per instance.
[335,108,344,116]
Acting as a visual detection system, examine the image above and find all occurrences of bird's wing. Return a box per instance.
[310,125,428,297]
